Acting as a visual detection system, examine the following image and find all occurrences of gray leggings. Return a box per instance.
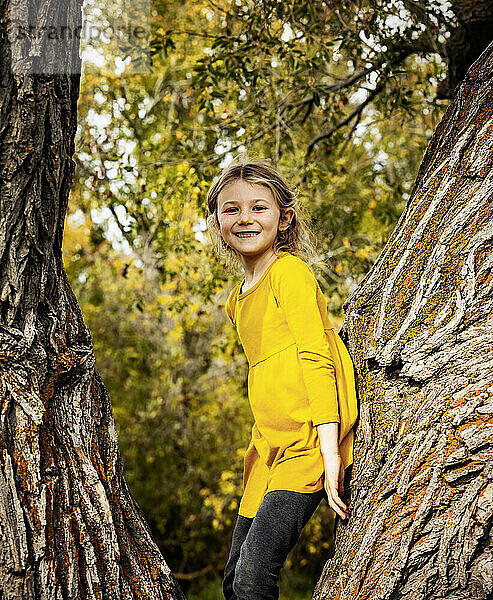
[223,465,352,600]
[222,488,326,600]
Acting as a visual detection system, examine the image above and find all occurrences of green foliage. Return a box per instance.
[66,0,453,594]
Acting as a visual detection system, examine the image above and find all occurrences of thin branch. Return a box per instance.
[287,65,377,111]
[275,109,281,164]
[338,110,362,157]
[278,113,299,155]
[300,98,314,125]
[206,0,233,17]
[168,29,218,39]
[305,82,385,159]
[108,202,137,247]
[174,565,213,581]
[401,0,454,30]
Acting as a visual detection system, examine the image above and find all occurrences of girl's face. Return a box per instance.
[216,179,293,260]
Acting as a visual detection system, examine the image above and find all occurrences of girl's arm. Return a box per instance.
[317,422,350,520]
[271,259,349,519]
[270,260,340,426]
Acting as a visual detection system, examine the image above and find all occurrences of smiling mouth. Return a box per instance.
[234,232,260,238]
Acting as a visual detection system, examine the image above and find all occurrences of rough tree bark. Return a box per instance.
[0,1,185,598]
[314,43,493,600]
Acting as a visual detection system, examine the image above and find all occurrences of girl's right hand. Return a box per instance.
[321,450,350,520]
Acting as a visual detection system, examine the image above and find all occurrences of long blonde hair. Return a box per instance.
[206,158,322,274]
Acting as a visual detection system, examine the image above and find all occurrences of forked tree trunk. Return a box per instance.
[314,43,493,600]
[0,2,185,598]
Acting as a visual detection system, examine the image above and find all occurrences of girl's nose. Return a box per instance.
[237,210,253,224]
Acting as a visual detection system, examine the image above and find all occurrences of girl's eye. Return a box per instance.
[253,205,267,211]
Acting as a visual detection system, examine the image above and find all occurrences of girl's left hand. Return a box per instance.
[321,451,349,520]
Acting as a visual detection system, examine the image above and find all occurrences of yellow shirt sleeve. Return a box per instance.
[270,260,340,426]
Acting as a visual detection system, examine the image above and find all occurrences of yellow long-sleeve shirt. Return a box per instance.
[225,251,358,518]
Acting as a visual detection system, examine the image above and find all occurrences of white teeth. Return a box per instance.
[236,233,259,237]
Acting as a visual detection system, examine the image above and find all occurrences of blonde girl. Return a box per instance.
[206,159,358,600]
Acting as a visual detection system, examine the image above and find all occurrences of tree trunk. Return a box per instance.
[0,2,185,598]
[314,43,493,600]
[437,0,493,99]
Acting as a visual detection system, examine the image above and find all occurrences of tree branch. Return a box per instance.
[338,110,362,157]
[305,82,385,159]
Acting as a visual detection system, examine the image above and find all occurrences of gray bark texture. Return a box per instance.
[0,1,185,598]
[314,42,493,600]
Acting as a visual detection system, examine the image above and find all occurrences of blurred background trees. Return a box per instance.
[66,1,489,596]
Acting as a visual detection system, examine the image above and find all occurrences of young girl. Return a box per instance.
[206,160,358,600]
